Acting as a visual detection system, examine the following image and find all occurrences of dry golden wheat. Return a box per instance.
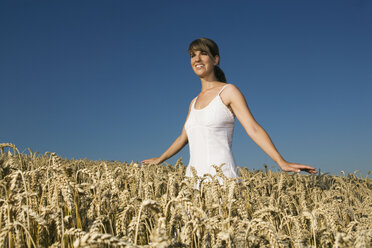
[0,143,371,247]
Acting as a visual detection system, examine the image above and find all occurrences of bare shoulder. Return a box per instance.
[223,83,243,94]
[221,83,245,103]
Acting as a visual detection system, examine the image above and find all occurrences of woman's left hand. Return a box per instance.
[278,161,317,174]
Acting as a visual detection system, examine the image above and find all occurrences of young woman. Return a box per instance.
[142,38,316,178]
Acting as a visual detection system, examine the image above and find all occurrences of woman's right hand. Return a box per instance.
[141,157,162,165]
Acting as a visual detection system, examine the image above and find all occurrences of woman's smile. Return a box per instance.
[195,63,205,70]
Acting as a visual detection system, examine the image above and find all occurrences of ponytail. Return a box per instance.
[214,65,227,83]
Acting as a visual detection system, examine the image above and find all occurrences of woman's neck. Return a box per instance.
[200,76,220,92]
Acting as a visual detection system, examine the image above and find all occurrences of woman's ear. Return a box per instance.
[214,55,220,66]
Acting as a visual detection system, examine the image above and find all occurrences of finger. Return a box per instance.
[285,167,300,173]
[293,163,314,169]
[301,168,317,174]
[302,166,316,170]
[294,164,316,171]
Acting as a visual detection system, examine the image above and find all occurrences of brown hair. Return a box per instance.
[188,38,227,83]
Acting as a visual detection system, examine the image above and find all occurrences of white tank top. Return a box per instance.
[185,84,239,179]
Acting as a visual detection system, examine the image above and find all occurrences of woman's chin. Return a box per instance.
[194,71,211,78]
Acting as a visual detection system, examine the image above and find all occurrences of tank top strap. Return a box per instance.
[191,97,197,108]
[218,84,230,95]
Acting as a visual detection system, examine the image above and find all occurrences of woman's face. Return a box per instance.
[190,50,219,78]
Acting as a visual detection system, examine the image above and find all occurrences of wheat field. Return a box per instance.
[0,143,371,247]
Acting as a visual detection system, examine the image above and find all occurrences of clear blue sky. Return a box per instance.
[1,0,371,175]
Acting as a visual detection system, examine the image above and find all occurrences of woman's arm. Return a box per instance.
[222,84,317,174]
[141,128,188,165]
[141,99,193,165]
